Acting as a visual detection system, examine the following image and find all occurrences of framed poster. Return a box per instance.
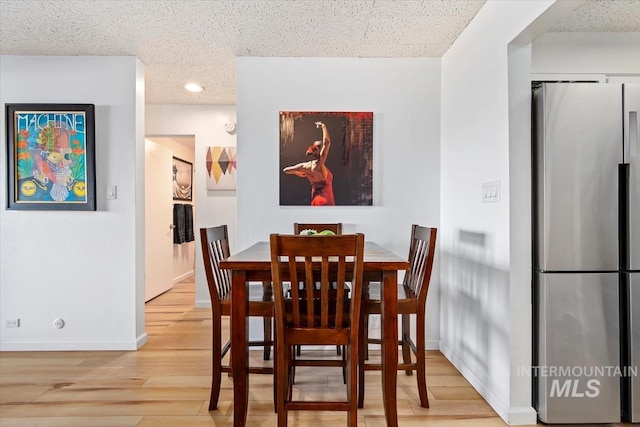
[173,157,193,201]
[206,146,236,190]
[5,103,96,210]
[279,111,373,206]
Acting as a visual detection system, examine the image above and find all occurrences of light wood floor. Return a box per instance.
[0,279,628,426]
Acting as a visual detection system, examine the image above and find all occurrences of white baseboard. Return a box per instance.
[439,340,537,426]
[0,337,143,351]
[507,407,538,425]
[195,299,211,308]
[426,339,439,350]
[136,332,148,349]
[173,270,194,284]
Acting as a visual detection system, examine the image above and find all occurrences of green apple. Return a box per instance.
[318,230,336,235]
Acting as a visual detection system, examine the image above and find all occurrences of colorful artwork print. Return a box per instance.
[173,157,193,201]
[280,111,373,206]
[206,146,237,190]
[6,104,96,210]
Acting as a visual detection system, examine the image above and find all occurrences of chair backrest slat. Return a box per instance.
[320,256,330,328]
[335,256,346,329]
[200,226,232,303]
[288,256,301,326]
[403,225,437,300]
[305,256,315,326]
[213,240,230,296]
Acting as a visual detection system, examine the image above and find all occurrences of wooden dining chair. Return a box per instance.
[357,224,437,409]
[200,225,274,410]
[293,222,343,235]
[270,233,365,427]
[292,222,344,356]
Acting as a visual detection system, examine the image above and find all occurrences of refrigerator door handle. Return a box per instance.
[620,164,630,270]
[630,111,638,157]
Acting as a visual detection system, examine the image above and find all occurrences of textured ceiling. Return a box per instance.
[1,0,639,105]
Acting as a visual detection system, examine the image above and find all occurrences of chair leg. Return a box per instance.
[364,314,369,360]
[273,341,277,412]
[402,313,413,376]
[357,308,366,408]
[342,344,347,384]
[347,344,358,427]
[363,281,370,361]
[348,407,358,427]
[277,343,289,427]
[291,345,297,385]
[287,346,295,402]
[415,311,429,408]
[263,317,272,361]
[209,311,223,410]
[262,281,273,361]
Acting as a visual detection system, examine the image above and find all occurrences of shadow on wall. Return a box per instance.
[440,229,510,395]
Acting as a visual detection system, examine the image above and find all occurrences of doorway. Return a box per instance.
[145,135,196,301]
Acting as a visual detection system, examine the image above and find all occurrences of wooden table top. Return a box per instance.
[220,241,409,271]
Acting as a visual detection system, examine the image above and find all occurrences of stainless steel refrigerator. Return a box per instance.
[533,82,639,423]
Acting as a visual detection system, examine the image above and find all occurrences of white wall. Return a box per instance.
[439,1,576,424]
[532,32,640,76]
[0,56,146,350]
[145,105,237,306]
[236,57,442,346]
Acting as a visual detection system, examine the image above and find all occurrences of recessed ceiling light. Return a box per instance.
[184,82,204,93]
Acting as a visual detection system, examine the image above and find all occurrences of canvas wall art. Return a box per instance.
[172,157,193,201]
[279,111,373,206]
[5,103,96,210]
[206,146,237,190]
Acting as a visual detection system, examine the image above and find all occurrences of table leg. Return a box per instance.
[231,270,249,427]
[381,270,398,427]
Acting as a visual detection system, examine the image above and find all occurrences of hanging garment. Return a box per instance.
[173,203,186,244]
[184,204,195,242]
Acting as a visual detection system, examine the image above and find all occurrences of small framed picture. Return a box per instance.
[5,103,96,210]
[172,157,193,201]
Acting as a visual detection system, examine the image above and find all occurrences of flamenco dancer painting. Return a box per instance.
[283,120,335,206]
[279,112,373,206]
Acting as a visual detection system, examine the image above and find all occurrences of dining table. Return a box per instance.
[220,240,409,427]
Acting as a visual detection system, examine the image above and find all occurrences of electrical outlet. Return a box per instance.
[5,319,20,328]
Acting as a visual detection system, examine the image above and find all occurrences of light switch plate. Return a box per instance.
[106,185,117,200]
[482,180,500,203]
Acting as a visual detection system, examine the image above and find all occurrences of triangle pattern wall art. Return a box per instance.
[206,146,237,190]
